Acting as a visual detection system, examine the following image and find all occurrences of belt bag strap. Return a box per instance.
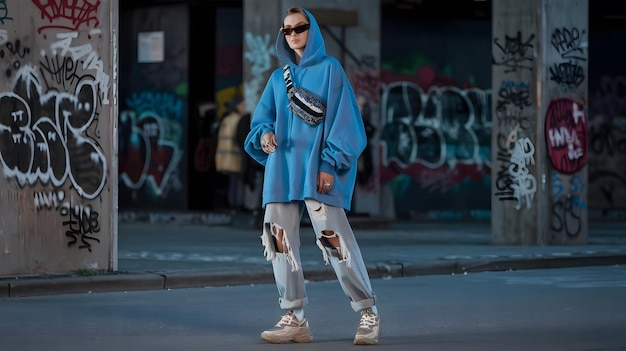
[283,65,326,126]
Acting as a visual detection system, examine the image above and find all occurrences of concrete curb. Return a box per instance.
[162,271,276,289]
[3,254,625,298]
[5,273,165,298]
[397,254,626,277]
[462,254,626,272]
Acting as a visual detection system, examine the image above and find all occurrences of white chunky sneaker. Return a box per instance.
[261,310,313,343]
[354,308,380,345]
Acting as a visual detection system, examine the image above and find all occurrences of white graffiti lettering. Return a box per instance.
[381,81,492,169]
[50,32,111,105]
[0,65,107,199]
[509,137,537,210]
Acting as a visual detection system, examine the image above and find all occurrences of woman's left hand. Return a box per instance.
[261,132,277,154]
[317,171,334,193]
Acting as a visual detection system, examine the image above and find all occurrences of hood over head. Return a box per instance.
[275,8,326,68]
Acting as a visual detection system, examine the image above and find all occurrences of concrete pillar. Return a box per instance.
[0,0,118,274]
[491,0,589,245]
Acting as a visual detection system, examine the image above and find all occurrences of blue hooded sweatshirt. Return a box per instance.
[244,8,366,211]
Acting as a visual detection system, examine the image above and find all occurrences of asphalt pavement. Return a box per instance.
[2,265,626,350]
[2,214,626,298]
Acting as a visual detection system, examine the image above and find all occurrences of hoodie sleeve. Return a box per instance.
[244,76,277,166]
[319,61,367,176]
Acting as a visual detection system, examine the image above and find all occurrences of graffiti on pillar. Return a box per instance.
[545,25,588,240]
[32,188,102,251]
[1,38,29,78]
[495,81,536,132]
[0,29,8,46]
[0,1,111,257]
[0,65,107,199]
[60,198,101,252]
[492,31,536,73]
[551,171,586,240]
[0,0,13,24]
[494,130,516,203]
[493,79,537,210]
[550,27,586,88]
[244,32,273,113]
[119,91,184,197]
[509,137,536,210]
[545,98,588,174]
[31,0,100,33]
[46,31,111,105]
[496,80,531,111]
[494,124,537,210]
[492,32,539,212]
[0,64,107,252]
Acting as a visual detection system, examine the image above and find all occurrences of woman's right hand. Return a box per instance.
[261,132,277,154]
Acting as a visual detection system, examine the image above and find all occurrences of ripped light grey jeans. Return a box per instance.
[262,199,377,312]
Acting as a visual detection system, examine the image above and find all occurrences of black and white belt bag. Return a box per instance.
[283,65,326,126]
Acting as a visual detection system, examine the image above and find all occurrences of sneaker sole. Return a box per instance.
[261,330,312,343]
[354,336,378,345]
[354,326,380,345]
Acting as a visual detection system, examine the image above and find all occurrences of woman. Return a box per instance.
[244,7,379,345]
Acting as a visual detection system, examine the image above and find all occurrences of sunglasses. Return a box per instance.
[280,23,310,36]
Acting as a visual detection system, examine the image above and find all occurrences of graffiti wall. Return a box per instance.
[380,19,492,220]
[118,4,187,210]
[0,0,117,275]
